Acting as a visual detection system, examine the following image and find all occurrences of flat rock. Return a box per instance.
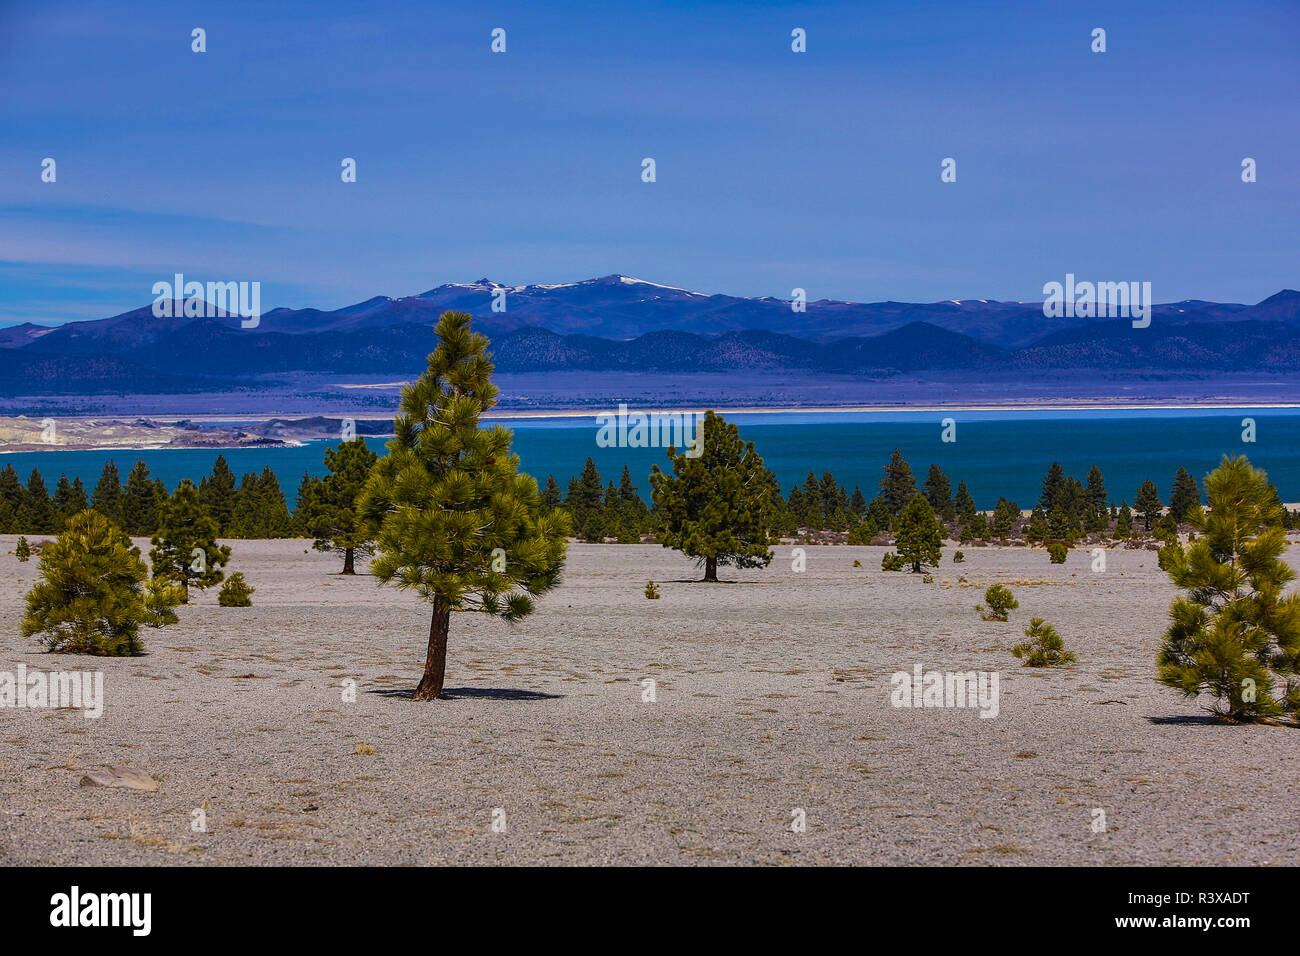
[79,766,158,792]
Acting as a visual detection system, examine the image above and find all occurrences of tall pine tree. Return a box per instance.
[120,460,161,536]
[0,464,23,532]
[301,438,379,573]
[1168,466,1201,525]
[895,493,943,573]
[358,311,570,700]
[1135,479,1162,532]
[650,410,777,582]
[150,480,231,602]
[880,449,917,517]
[91,460,123,526]
[200,455,238,534]
[17,469,55,533]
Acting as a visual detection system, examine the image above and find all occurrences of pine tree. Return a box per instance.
[1039,462,1066,512]
[1025,506,1049,543]
[1168,466,1201,525]
[357,311,570,701]
[1047,504,1078,545]
[52,475,88,530]
[850,487,867,516]
[541,475,563,511]
[953,481,977,525]
[894,493,942,573]
[565,458,604,529]
[880,449,917,517]
[150,479,231,602]
[1013,618,1077,667]
[923,464,954,521]
[21,509,178,655]
[0,464,23,533]
[232,468,294,538]
[650,410,777,582]
[1135,480,1162,532]
[300,438,379,573]
[15,536,30,561]
[978,584,1018,622]
[91,460,123,526]
[293,472,321,535]
[1084,465,1108,531]
[800,471,824,528]
[1157,455,1300,721]
[17,469,56,533]
[617,466,648,529]
[991,497,1020,537]
[820,471,849,530]
[218,572,255,607]
[200,455,238,535]
[787,486,807,528]
[120,460,160,536]
[864,496,892,534]
[1115,500,1134,537]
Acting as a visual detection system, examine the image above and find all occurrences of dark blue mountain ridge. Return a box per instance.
[2,279,1297,394]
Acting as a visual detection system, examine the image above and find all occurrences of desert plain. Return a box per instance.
[2,536,1299,866]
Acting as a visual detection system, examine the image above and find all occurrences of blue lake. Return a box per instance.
[3,408,1297,509]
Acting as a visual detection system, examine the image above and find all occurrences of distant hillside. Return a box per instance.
[2,277,1297,395]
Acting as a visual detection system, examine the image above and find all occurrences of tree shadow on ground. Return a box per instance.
[368,686,562,701]
[662,578,767,584]
[1147,714,1225,726]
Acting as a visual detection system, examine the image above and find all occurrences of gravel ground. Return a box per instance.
[2,536,1298,866]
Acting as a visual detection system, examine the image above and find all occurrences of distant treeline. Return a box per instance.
[0,457,298,538]
[2,448,1297,543]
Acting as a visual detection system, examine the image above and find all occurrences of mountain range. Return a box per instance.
[1,275,1298,395]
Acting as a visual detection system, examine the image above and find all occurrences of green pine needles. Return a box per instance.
[150,479,231,602]
[649,410,777,581]
[300,438,379,573]
[218,572,255,607]
[1012,618,1077,667]
[894,493,942,573]
[1157,455,1300,722]
[358,311,570,700]
[22,509,179,655]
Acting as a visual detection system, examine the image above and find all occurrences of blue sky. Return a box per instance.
[1,0,1296,326]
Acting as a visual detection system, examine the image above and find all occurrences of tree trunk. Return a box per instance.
[704,557,718,582]
[342,547,355,575]
[412,600,451,700]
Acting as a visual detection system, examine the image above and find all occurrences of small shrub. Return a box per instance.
[978,583,1018,622]
[644,580,661,600]
[218,572,255,607]
[15,536,30,562]
[881,552,905,572]
[1012,618,1077,667]
[852,559,862,568]
[1047,541,1068,564]
[952,550,965,564]
[922,573,934,584]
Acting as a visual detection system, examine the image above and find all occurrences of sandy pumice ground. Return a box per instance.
[2,536,1299,866]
